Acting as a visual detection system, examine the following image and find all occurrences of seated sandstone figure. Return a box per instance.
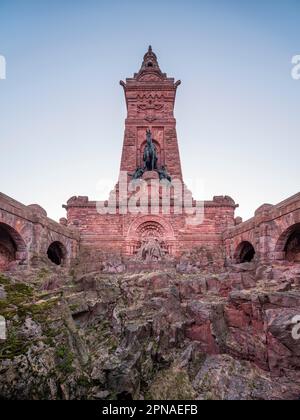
[136,237,164,262]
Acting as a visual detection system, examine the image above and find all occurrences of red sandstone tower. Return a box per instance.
[1,48,300,274]
[119,46,183,180]
[65,47,237,259]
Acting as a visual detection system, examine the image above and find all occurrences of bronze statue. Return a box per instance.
[158,165,171,182]
[143,129,157,171]
[130,130,172,182]
[128,166,144,180]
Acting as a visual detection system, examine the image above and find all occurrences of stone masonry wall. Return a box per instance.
[64,195,237,258]
[0,192,79,270]
[224,193,300,264]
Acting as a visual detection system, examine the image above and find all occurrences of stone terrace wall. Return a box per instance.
[224,193,300,264]
[0,192,79,269]
[64,195,237,258]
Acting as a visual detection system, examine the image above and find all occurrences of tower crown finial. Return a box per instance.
[138,45,161,75]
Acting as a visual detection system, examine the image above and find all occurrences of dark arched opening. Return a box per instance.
[284,224,300,262]
[47,241,66,266]
[235,241,256,263]
[0,222,27,271]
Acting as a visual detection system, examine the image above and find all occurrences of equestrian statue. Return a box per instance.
[143,129,158,171]
[128,129,171,182]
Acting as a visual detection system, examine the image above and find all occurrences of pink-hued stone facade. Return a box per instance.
[0,47,299,270]
[224,193,300,264]
[119,46,183,180]
[0,192,79,270]
[64,47,238,259]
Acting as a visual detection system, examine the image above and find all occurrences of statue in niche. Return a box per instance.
[143,129,158,171]
[136,237,164,262]
[129,130,173,182]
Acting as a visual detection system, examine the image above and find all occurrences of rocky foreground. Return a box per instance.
[1,260,300,400]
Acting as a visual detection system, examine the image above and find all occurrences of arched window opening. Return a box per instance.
[284,225,300,262]
[0,223,27,271]
[47,241,66,266]
[235,241,256,264]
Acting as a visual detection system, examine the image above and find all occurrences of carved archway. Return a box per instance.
[0,222,27,271]
[126,216,176,256]
[136,220,165,238]
[275,223,300,262]
[234,241,256,263]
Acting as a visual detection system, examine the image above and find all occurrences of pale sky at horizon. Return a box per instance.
[0,0,299,222]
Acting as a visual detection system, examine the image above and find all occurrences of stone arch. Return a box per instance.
[0,222,27,271]
[136,220,166,239]
[126,215,176,256]
[127,215,175,239]
[234,241,256,263]
[275,223,300,262]
[47,241,66,266]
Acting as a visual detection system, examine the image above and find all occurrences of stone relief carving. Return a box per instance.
[137,103,164,111]
[135,237,165,262]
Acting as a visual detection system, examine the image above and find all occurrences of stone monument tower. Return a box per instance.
[119,46,183,180]
[64,47,237,260]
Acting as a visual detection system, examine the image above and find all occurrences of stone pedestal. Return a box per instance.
[142,171,159,181]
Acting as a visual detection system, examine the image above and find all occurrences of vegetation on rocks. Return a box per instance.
[0,262,300,400]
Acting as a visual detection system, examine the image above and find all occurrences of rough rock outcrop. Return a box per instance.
[0,259,300,400]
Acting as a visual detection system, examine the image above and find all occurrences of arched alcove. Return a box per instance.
[47,241,66,266]
[275,223,300,262]
[234,241,256,263]
[0,222,27,271]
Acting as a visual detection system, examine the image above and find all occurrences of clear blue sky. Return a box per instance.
[0,0,299,221]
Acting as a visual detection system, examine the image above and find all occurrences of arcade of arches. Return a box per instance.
[0,223,69,270]
[2,205,300,271]
[0,192,79,273]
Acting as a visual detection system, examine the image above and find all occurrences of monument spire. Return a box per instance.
[135,45,164,79]
[119,47,183,180]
